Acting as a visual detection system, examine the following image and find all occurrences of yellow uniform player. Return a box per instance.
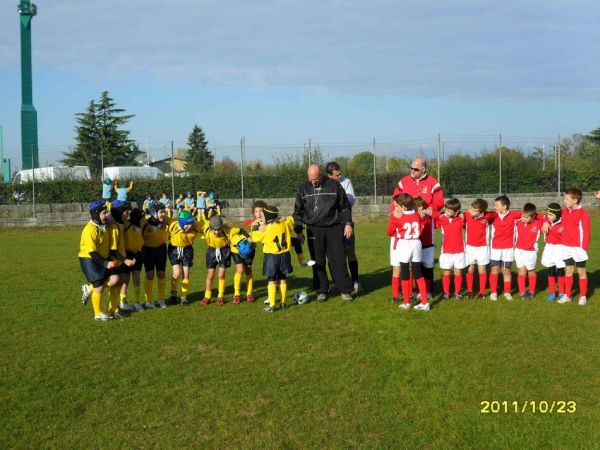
[141,201,169,309]
[167,210,201,305]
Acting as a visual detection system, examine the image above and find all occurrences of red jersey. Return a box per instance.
[561,205,591,250]
[387,210,423,250]
[435,214,465,254]
[391,174,444,212]
[489,210,521,249]
[463,211,494,247]
[544,217,564,245]
[515,215,543,251]
[419,213,434,248]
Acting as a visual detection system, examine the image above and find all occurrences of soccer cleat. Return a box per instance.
[477,293,486,300]
[144,301,156,309]
[519,292,528,300]
[111,310,130,319]
[317,293,327,302]
[263,305,278,313]
[264,298,270,305]
[281,303,289,309]
[181,298,190,306]
[504,293,513,301]
[466,292,474,299]
[353,282,363,294]
[169,290,178,304]
[134,302,144,311]
[81,284,91,306]
[557,296,571,304]
[414,303,431,311]
[246,295,256,303]
[216,297,225,305]
[454,294,463,300]
[201,297,211,305]
[157,300,167,309]
[442,294,450,300]
[301,259,316,267]
[490,293,498,301]
[120,302,134,312]
[399,303,411,310]
[547,294,556,302]
[391,297,401,304]
[94,313,113,321]
[232,296,241,305]
[341,293,354,302]
[578,296,587,306]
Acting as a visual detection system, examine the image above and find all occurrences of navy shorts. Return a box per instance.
[206,246,231,269]
[142,244,167,272]
[232,248,255,266]
[80,257,108,287]
[125,250,144,272]
[263,253,293,280]
[169,244,194,267]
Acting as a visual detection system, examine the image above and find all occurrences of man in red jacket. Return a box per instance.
[392,157,445,214]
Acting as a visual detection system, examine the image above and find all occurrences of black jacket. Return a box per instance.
[293,176,352,231]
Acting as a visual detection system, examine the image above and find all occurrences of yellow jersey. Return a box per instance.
[109,223,126,258]
[79,221,111,259]
[123,221,144,253]
[142,221,169,247]
[168,219,201,247]
[251,216,294,255]
[200,220,231,249]
[228,227,250,254]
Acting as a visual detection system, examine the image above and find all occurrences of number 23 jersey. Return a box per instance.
[387,210,423,243]
[251,216,294,255]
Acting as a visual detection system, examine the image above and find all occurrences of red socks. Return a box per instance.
[454,275,463,295]
[416,277,428,304]
[580,278,588,297]
[565,276,574,298]
[442,274,451,295]
[466,272,474,293]
[489,273,498,293]
[557,276,565,295]
[392,276,400,299]
[518,274,526,294]
[479,273,487,295]
[401,280,411,304]
[528,274,537,293]
[547,275,556,295]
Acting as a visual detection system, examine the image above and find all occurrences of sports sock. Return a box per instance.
[348,260,359,283]
[246,274,254,296]
[144,279,153,302]
[296,252,305,265]
[454,275,463,295]
[479,273,487,295]
[204,289,212,299]
[579,278,588,297]
[233,272,242,296]
[109,285,120,313]
[157,277,166,300]
[92,290,103,317]
[466,272,474,293]
[392,276,400,298]
[557,276,565,295]
[416,277,428,304]
[528,273,537,293]
[503,273,512,294]
[218,278,226,298]
[181,278,190,298]
[268,283,277,307]
[489,273,498,293]
[408,274,414,297]
[547,275,556,295]
[517,274,526,294]
[565,275,574,298]
[171,278,178,292]
[442,274,451,295]
[279,282,288,304]
[119,292,127,307]
[401,280,411,304]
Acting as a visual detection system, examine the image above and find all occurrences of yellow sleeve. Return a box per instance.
[127,181,133,192]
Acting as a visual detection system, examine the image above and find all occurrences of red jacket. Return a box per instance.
[544,217,564,245]
[561,205,591,250]
[489,210,521,249]
[464,211,494,247]
[435,213,465,254]
[419,213,434,248]
[391,174,444,212]
[515,215,543,251]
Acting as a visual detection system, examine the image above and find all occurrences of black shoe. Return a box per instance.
[477,293,485,299]
[391,297,401,304]
[281,303,289,309]
[181,298,190,306]
[466,292,474,299]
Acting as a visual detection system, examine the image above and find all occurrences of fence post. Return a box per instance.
[240,137,245,208]
[372,138,377,204]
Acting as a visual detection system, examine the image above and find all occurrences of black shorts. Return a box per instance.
[169,244,194,267]
[142,244,167,272]
[232,248,255,266]
[206,246,231,269]
[80,257,108,287]
[125,250,144,272]
[263,253,293,280]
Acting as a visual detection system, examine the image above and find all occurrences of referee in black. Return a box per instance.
[293,164,354,302]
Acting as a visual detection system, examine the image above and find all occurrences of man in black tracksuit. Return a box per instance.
[293,164,354,302]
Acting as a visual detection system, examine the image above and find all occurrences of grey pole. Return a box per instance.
[557,135,561,198]
[170,140,175,208]
[498,133,502,195]
[437,133,441,181]
[240,137,245,208]
[372,137,377,204]
[31,146,36,219]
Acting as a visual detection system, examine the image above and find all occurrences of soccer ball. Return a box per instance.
[293,291,309,305]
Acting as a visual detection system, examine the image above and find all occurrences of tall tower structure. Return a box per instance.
[18,0,39,169]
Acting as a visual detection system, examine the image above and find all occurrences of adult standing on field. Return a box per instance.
[326,161,361,294]
[392,156,444,214]
[293,164,355,302]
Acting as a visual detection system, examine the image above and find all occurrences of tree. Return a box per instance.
[351,151,375,173]
[62,91,141,176]
[186,125,213,172]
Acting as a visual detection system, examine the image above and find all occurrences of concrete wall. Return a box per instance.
[1,193,598,226]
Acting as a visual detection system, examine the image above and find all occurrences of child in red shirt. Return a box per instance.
[557,188,591,305]
[414,197,435,298]
[464,198,494,299]
[514,203,543,299]
[435,198,466,299]
[540,203,565,301]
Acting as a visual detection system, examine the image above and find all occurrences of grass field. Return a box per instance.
[1,218,599,449]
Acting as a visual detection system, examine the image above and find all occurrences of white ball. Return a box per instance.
[293,291,309,305]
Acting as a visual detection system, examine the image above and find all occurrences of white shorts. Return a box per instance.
[465,245,490,266]
[439,252,466,270]
[514,249,538,271]
[541,244,565,269]
[490,247,514,263]
[561,246,588,263]
[421,246,435,268]
[390,239,422,266]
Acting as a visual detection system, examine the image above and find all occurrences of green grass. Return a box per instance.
[1,219,599,449]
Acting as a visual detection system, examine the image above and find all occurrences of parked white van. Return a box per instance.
[103,166,162,180]
[13,166,92,184]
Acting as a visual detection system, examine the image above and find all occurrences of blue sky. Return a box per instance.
[1,0,599,169]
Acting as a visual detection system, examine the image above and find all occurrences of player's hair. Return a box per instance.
[252,200,267,214]
[393,193,415,210]
[413,196,426,209]
[445,198,461,211]
[325,161,341,175]
[565,187,582,203]
[522,203,537,215]
[494,195,510,208]
[471,198,488,212]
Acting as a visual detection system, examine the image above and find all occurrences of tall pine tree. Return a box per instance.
[186,125,213,172]
[62,91,141,176]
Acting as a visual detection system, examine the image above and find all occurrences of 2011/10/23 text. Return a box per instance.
[480,401,576,414]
